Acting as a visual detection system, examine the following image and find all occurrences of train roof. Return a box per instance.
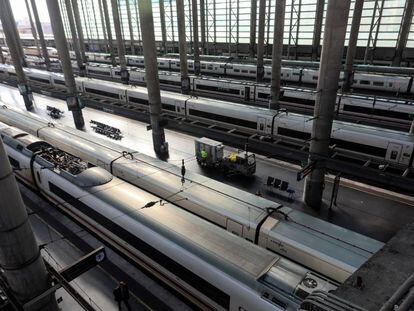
[92,179,281,281]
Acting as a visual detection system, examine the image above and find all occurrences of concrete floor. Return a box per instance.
[1,83,414,242]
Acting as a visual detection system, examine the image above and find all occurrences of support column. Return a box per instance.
[159,0,168,54]
[0,140,58,311]
[98,0,109,53]
[25,0,41,58]
[256,0,266,81]
[0,0,33,110]
[47,0,85,130]
[102,0,117,66]
[269,0,286,110]
[71,0,88,64]
[193,0,201,75]
[304,0,351,210]
[200,0,206,54]
[311,0,324,61]
[65,0,86,76]
[4,0,26,67]
[138,0,169,156]
[342,0,364,92]
[249,0,257,58]
[30,0,51,70]
[176,0,190,94]
[126,0,136,55]
[111,0,129,84]
[393,0,414,66]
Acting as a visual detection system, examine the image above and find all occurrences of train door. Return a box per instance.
[257,117,267,133]
[386,142,403,163]
[244,87,250,101]
[226,219,243,237]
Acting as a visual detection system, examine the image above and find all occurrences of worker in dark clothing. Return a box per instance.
[113,281,132,310]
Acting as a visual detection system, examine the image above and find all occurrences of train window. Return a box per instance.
[312,76,318,80]
[16,144,23,151]
[343,105,411,120]
[330,138,387,157]
[87,69,111,76]
[85,87,119,99]
[293,73,300,76]
[277,127,311,140]
[53,79,65,85]
[162,104,175,111]
[234,69,240,73]
[29,76,50,84]
[201,64,206,69]
[241,70,248,73]
[48,182,231,309]
[373,81,384,86]
[128,96,149,105]
[249,71,256,74]
[258,92,270,99]
[195,84,241,95]
[189,109,257,129]
[8,156,20,169]
[389,82,393,87]
[359,80,370,85]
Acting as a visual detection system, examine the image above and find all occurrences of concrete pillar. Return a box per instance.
[71,0,88,64]
[4,0,27,68]
[0,140,58,311]
[304,0,351,210]
[47,0,85,130]
[159,0,168,54]
[342,0,364,92]
[0,0,33,110]
[256,0,266,81]
[137,0,169,156]
[176,0,190,94]
[200,0,206,54]
[311,0,324,61]
[126,0,136,55]
[192,0,201,75]
[30,0,51,71]
[102,0,117,66]
[269,0,286,110]
[25,0,41,58]
[111,0,129,84]
[393,0,414,66]
[65,0,86,76]
[249,0,257,58]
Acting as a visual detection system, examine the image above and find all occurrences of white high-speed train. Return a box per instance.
[5,49,414,95]
[0,106,384,284]
[1,122,338,310]
[1,65,411,170]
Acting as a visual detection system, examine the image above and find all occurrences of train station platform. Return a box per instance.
[1,83,414,243]
[334,223,414,310]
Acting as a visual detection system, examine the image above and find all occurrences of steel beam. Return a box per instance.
[200,0,206,54]
[363,0,384,64]
[256,0,266,81]
[98,0,109,52]
[304,0,351,210]
[133,0,142,54]
[126,0,136,55]
[47,0,85,129]
[0,0,33,110]
[137,0,169,155]
[193,0,201,74]
[311,0,324,61]
[393,0,414,66]
[25,0,41,58]
[159,0,168,54]
[342,0,364,92]
[30,0,51,70]
[79,0,93,50]
[4,0,26,68]
[269,0,286,110]
[71,0,87,63]
[176,0,190,93]
[65,0,86,76]
[102,0,117,66]
[249,0,257,58]
[111,0,128,83]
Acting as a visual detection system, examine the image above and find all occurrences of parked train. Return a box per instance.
[1,122,342,310]
[0,105,385,284]
[4,48,414,95]
[0,64,413,171]
[1,63,413,127]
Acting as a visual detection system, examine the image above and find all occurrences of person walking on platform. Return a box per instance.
[201,149,208,165]
[113,281,132,310]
